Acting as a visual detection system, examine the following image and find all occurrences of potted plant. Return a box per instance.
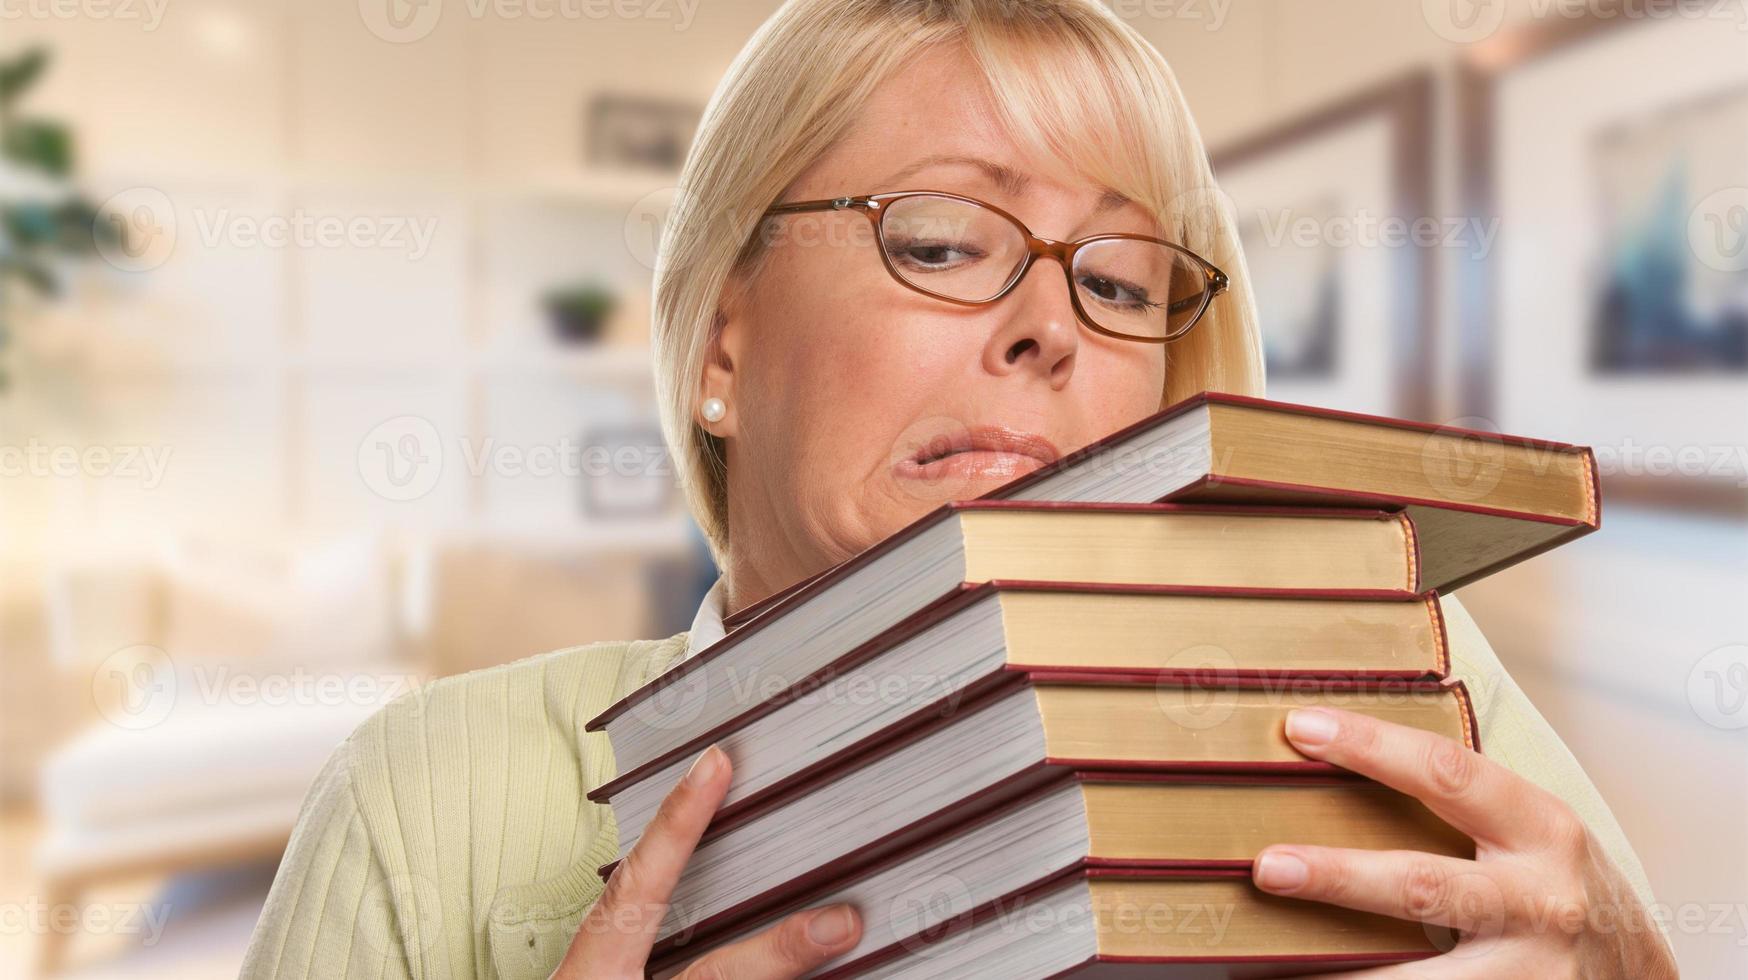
[0,47,118,392]
[541,281,619,346]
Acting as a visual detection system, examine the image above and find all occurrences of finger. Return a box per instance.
[1253,845,1514,939]
[675,904,862,980]
[1281,707,1565,850]
[562,744,731,975]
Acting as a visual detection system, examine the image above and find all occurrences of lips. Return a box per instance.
[894,425,1061,482]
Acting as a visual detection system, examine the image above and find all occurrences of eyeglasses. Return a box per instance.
[760,190,1228,343]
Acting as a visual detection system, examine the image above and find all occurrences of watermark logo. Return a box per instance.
[1423,0,1509,43]
[0,439,172,487]
[1104,0,1232,30]
[1246,206,1501,260]
[359,0,699,42]
[94,187,176,272]
[192,208,439,260]
[1591,438,1748,487]
[358,418,680,501]
[889,871,975,959]
[0,0,170,30]
[361,874,446,956]
[91,644,177,731]
[1689,186,1748,273]
[1422,417,1507,503]
[1421,869,1510,957]
[359,0,443,43]
[0,898,171,945]
[1688,644,1748,730]
[626,185,682,272]
[627,666,711,732]
[1163,183,1239,248]
[358,415,445,502]
[1153,644,1240,731]
[1427,0,1748,43]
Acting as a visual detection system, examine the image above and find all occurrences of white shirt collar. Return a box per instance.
[682,574,729,663]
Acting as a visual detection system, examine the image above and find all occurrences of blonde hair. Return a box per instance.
[653,0,1265,570]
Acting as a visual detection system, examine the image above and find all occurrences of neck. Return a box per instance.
[720,560,780,619]
[719,458,834,618]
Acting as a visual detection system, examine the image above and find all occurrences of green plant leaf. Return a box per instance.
[2,118,74,177]
[0,254,59,296]
[54,199,104,254]
[0,48,48,106]
[4,201,61,245]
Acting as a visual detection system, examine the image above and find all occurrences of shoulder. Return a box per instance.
[339,632,691,844]
[349,631,690,772]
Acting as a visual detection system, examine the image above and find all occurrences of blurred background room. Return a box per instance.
[0,0,1743,976]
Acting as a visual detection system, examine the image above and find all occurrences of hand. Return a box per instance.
[552,744,863,979]
[1250,707,1679,978]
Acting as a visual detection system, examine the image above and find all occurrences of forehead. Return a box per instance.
[794,44,1114,206]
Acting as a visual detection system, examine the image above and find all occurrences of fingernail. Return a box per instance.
[684,745,722,787]
[1286,708,1338,748]
[807,905,855,946]
[1254,850,1309,892]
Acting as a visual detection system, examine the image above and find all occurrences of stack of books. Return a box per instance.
[584,392,1601,978]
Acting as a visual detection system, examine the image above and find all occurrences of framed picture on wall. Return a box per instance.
[579,421,676,519]
[1459,8,1748,515]
[586,94,702,173]
[1211,72,1436,420]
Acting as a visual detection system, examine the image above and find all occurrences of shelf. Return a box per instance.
[446,515,694,554]
[83,167,682,211]
[502,169,681,210]
[475,346,656,383]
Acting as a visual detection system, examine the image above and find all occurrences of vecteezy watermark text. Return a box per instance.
[0,440,172,488]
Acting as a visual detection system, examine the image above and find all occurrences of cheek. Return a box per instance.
[1074,339,1168,426]
[747,245,968,461]
[758,308,968,480]
[740,266,978,555]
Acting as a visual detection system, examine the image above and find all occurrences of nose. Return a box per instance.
[980,250,1079,388]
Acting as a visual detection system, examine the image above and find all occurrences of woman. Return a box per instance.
[243,0,1679,977]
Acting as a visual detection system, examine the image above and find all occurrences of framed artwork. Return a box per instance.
[1212,72,1436,420]
[1458,5,1748,515]
[579,421,676,520]
[586,94,702,173]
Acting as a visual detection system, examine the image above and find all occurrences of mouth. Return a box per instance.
[893,425,1062,483]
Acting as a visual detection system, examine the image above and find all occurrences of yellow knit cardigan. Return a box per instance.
[239,596,1664,980]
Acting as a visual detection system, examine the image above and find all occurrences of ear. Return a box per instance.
[696,272,750,440]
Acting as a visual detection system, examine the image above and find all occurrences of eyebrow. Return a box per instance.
[878,153,1132,215]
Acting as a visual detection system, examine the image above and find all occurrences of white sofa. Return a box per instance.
[34,534,420,975]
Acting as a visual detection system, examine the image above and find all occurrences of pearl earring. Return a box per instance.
[700,397,727,423]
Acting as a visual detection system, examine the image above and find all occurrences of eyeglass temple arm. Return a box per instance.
[763,196,872,215]
[1162,266,1229,315]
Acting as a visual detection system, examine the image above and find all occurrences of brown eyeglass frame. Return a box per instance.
[761,189,1230,343]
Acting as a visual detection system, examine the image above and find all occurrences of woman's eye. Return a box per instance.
[1078,273,1159,311]
[889,239,982,270]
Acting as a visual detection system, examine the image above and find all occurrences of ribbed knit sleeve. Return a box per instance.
[239,738,411,979]
[241,634,690,980]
